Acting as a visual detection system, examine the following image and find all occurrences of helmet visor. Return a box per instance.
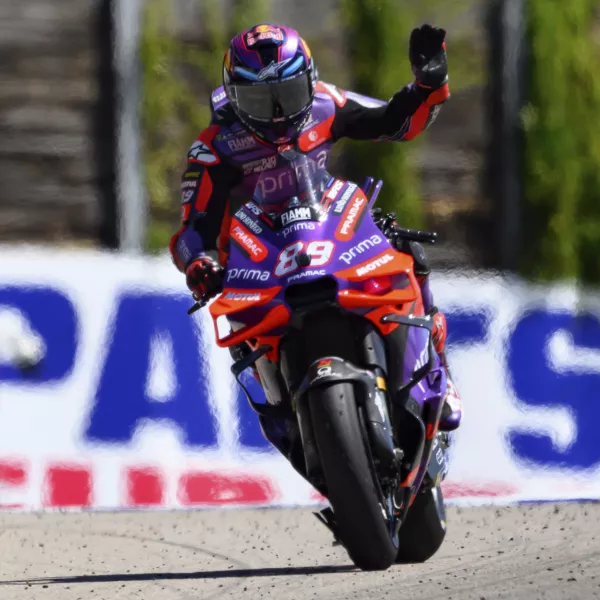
[231,73,311,121]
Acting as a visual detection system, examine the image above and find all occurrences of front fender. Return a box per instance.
[294,356,378,402]
[293,356,398,474]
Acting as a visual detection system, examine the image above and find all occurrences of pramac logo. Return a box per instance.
[231,222,268,263]
[335,189,369,242]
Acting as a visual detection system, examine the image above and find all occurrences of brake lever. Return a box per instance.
[187,302,203,315]
[187,294,209,315]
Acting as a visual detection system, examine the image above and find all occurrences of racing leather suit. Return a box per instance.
[170,79,449,295]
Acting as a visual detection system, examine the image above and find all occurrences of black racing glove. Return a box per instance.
[409,24,448,90]
[185,254,224,303]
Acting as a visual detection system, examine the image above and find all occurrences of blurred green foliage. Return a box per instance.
[140,0,204,251]
[140,0,482,249]
[522,1,600,282]
[140,0,271,251]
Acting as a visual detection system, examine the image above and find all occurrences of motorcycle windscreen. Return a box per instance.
[252,151,330,217]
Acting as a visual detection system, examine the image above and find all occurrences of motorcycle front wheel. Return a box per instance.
[309,381,398,571]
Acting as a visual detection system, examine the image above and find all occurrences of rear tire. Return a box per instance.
[309,382,397,571]
[395,484,447,563]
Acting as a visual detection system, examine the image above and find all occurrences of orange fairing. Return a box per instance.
[209,288,288,348]
[338,287,418,310]
[335,250,419,285]
[212,304,290,348]
[210,287,282,318]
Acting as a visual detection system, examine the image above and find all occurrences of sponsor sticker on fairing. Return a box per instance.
[286,270,326,283]
[281,207,311,226]
[246,201,262,216]
[326,179,345,201]
[335,192,367,241]
[339,235,383,265]
[226,268,270,283]
[181,180,198,190]
[281,222,316,238]
[234,209,263,235]
[333,183,357,215]
[223,292,261,302]
[355,253,394,277]
[231,224,267,262]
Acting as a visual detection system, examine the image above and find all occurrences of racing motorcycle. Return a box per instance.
[188,150,450,571]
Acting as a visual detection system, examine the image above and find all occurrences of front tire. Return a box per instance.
[309,382,397,571]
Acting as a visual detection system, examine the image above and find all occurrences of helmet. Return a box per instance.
[223,23,317,145]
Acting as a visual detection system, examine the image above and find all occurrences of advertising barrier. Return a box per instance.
[1,247,599,510]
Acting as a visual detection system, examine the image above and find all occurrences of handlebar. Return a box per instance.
[393,227,437,244]
[371,208,438,245]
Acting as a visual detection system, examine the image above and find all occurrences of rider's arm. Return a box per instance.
[331,24,449,143]
[169,125,241,272]
[330,81,449,143]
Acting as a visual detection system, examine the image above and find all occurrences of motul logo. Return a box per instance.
[224,292,261,302]
[356,253,394,276]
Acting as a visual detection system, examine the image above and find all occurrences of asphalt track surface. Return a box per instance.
[1,503,599,600]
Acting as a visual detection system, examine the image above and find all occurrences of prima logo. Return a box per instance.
[356,253,394,277]
[281,222,316,238]
[224,292,261,302]
[255,151,328,197]
[226,268,270,282]
[340,235,383,265]
[234,209,262,235]
[281,207,311,226]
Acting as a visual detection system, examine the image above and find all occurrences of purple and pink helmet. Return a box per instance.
[223,23,318,145]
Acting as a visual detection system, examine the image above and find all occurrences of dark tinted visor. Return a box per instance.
[232,73,311,121]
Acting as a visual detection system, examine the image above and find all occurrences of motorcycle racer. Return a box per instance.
[169,22,462,431]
